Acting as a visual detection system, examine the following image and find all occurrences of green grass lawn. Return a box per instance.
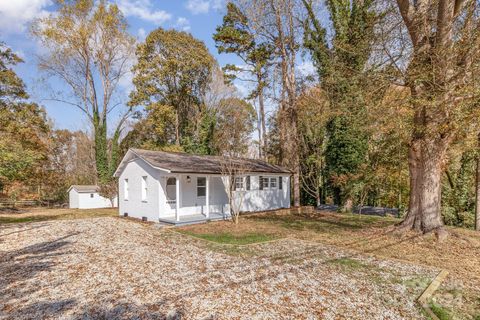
[247,211,399,233]
[178,230,279,245]
[429,302,453,320]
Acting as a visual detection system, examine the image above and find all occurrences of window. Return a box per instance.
[279,176,283,190]
[270,177,277,189]
[124,179,129,200]
[197,177,206,197]
[234,177,244,190]
[246,176,251,190]
[260,177,270,189]
[90,193,94,198]
[141,176,148,201]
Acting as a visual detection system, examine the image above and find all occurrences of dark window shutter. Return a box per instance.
[246,176,250,190]
[279,177,283,190]
[259,176,263,190]
[233,177,236,191]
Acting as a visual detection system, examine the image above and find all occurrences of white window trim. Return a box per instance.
[260,176,280,190]
[260,176,270,190]
[234,177,245,191]
[269,177,277,189]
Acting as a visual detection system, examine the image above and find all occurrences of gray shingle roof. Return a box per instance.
[129,148,291,174]
[69,185,99,193]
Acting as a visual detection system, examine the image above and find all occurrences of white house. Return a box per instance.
[68,185,117,209]
[113,148,291,224]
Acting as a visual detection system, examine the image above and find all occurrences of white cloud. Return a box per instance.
[234,80,251,98]
[117,0,172,25]
[211,0,225,10]
[297,60,316,76]
[137,28,147,40]
[0,0,52,34]
[185,0,211,15]
[175,17,191,31]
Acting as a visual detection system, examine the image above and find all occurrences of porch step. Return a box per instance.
[158,213,229,226]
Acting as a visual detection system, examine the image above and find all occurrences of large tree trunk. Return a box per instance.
[475,133,480,231]
[400,137,446,233]
[93,115,110,184]
[401,140,423,231]
[175,112,180,146]
[293,164,300,207]
[258,88,267,160]
[419,140,445,232]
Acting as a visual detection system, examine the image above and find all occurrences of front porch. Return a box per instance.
[158,212,229,226]
[164,174,230,224]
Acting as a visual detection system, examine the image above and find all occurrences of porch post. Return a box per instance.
[175,175,180,222]
[206,176,210,218]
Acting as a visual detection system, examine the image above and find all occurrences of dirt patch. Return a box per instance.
[180,218,288,238]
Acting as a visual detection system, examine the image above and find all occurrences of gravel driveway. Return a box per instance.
[0,217,436,319]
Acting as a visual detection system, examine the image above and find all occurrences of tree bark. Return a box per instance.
[400,140,422,231]
[419,140,445,232]
[293,165,300,207]
[475,133,480,231]
[400,137,446,233]
[175,111,180,146]
[258,88,267,160]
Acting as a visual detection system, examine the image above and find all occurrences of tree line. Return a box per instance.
[1,0,479,234]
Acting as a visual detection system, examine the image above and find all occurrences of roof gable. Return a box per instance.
[68,185,99,193]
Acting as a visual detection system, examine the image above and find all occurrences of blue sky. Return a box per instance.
[0,0,315,131]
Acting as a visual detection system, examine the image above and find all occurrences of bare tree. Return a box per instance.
[31,0,136,183]
[220,158,249,224]
[240,0,304,206]
[99,179,118,208]
[297,87,330,207]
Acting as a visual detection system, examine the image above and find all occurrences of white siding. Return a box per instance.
[117,157,291,221]
[69,189,79,209]
[118,158,161,221]
[78,192,115,209]
[166,174,290,217]
[69,189,116,209]
[230,175,290,213]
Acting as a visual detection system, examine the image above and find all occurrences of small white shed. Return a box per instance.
[68,185,117,209]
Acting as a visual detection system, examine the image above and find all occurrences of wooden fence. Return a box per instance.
[0,200,66,208]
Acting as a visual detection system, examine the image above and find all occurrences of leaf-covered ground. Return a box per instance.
[0,214,438,319]
[0,207,117,224]
[181,210,480,319]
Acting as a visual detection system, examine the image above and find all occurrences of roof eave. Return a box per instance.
[113,149,172,178]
